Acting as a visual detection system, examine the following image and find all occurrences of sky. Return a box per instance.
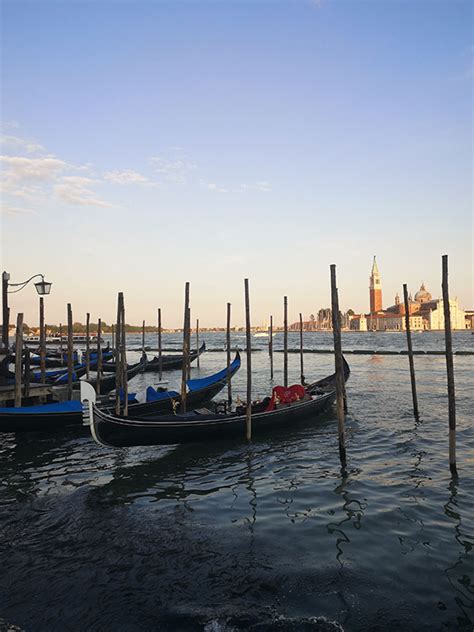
[1,0,472,328]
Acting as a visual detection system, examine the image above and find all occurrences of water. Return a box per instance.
[1,332,473,631]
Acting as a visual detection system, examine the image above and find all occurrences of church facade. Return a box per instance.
[349,257,467,331]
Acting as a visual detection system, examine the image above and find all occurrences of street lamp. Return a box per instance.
[34,278,52,296]
[1,271,52,350]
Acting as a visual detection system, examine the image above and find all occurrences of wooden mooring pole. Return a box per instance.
[115,293,123,415]
[23,346,30,398]
[142,320,145,352]
[181,283,190,413]
[158,308,162,381]
[283,296,288,388]
[67,303,73,401]
[196,318,200,369]
[403,284,419,419]
[39,297,46,384]
[121,300,128,416]
[442,254,457,476]
[111,324,115,359]
[14,313,23,407]
[85,312,90,379]
[2,272,9,351]
[187,307,191,380]
[244,278,252,441]
[59,323,63,357]
[299,312,305,385]
[96,318,102,396]
[226,302,232,407]
[269,315,273,381]
[330,264,347,468]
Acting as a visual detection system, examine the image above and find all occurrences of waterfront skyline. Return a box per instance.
[1,1,472,327]
[4,257,472,330]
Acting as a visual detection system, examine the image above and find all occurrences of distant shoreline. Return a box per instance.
[15,327,473,337]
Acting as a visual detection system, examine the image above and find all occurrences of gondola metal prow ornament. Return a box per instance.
[81,381,97,426]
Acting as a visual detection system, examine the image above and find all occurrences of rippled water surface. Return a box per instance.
[1,332,473,631]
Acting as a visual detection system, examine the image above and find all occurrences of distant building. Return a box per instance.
[369,256,383,314]
[354,257,468,330]
[418,299,467,330]
[349,314,367,331]
[465,310,474,329]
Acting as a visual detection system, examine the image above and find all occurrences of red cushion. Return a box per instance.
[265,384,306,411]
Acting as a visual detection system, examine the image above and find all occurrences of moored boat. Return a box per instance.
[0,354,240,433]
[85,357,350,447]
[104,350,241,417]
[23,334,104,346]
[101,342,207,373]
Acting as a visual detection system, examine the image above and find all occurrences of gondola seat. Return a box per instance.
[145,386,179,403]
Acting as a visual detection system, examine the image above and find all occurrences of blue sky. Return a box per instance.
[1,0,472,327]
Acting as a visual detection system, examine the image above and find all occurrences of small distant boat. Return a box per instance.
[24,334,104,346]
[253,332,275,338]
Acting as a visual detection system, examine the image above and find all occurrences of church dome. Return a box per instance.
[414,282,432,303]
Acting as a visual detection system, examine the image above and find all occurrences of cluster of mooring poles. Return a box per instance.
[8,254,459,473]
[263,268,346,463]
[12,301,107,404]
[402,254,457,475]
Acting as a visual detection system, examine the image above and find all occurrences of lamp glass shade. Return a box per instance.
[34,280,52,295]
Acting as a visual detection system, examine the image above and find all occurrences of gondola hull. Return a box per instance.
[87,357,350,447]
[84,357,147,395]
[91,390,337,447]
[101,342,206,373]
[108,350,240,417]
[0,401,83,433]
[143,342,206,372]
[30,352,79,368]
[0,353,239,433]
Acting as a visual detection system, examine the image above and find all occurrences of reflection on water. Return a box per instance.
[443,479,474,628]
[0,338,473,631]
[327,470,367,567]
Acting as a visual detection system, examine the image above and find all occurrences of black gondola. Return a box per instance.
[103,350,241,417]
[101,342,207,373]
[26,344,110,368]
[78,355,147,395]
[29,350,79,368]
[0,354,239,433]
[86,357,350,448]
[6,349,113,385]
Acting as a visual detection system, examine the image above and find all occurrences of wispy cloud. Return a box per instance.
[0,155,68,206]
[149,156,197,184]
[103,169,149,185]
[54,176,112,207]
[1,130,272,217]
[0,132,114,212]
[206,182,230,193]
[241,181,272,192]
[0,155,67,183]
[0,121,20,131]
[1,134,45,154]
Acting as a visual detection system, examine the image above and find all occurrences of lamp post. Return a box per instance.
[1,271,52,351]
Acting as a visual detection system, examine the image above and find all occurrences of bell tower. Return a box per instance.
[369,256,383,314]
